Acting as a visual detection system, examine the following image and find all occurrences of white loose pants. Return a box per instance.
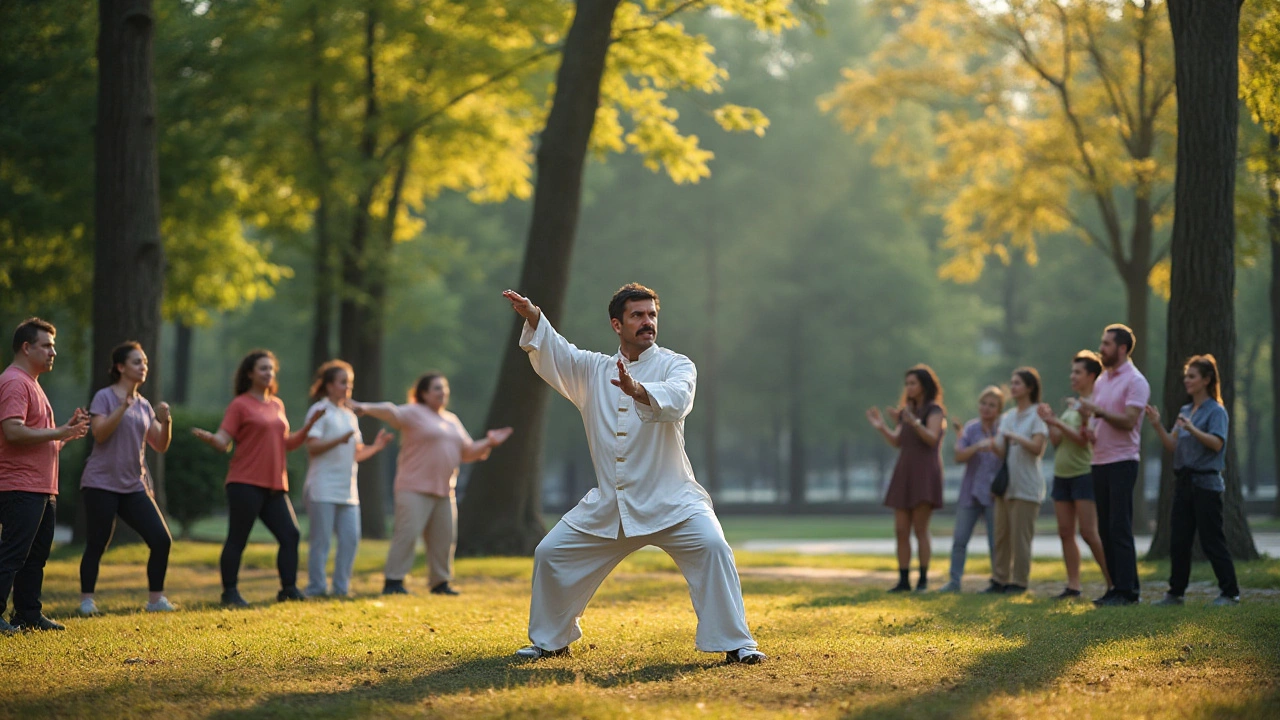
[528,511,757,653]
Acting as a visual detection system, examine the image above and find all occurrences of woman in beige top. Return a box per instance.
[354,373,511,595]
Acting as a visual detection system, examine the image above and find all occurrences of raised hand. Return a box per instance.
[1143,404,1161,427]
[1174,414,1193,431]
[885,406,904,425]
[155,402,171,425]
[610,359,643,399]
[487,427,514,446]
[866,407,884,429]
[60,410,90,441]
[305,407,327,429]
[373,428,395,448]
[502,290,541,325]
[1036,402,1055,422]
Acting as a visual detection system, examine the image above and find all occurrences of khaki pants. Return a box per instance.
[993,497,1039,588]
[528,512,757,653]
[384,490,455,588]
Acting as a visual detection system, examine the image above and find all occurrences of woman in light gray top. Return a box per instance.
[989,367,1047,595]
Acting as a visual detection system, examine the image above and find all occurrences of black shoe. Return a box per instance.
[1094,593,1139,607]
[382,579,410,596]
[220,589,250,608]
[1003,585,1028,595]
[887,581,912,593]
[430,582,460,596]
[726,648,768,664]
[0,617,16,635]
[1092,588,1117,605]
[981,581,1006,594]
[1053,588,1083,600]
[277,586,306,602]
[11,614,64,631]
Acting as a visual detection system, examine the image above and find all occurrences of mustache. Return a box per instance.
[636,325,655,335]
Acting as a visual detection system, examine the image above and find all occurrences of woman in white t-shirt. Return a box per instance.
[990,367,1048,595]
[302,361,392,597]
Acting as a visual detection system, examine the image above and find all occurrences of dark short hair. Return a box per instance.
[608,283,660,323]
[1013,366,1042,404]
[409,372,445,404]
[310,359,354,401]
[1105,323,1136,355]
[234,350,278,396]
[109,341,144,383]
[1072,350,1102,378]
[12,317,56,354]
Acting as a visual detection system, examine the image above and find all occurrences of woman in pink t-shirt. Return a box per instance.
[78,342,174,616]
[354,372,511,595]
[193,350,323,607]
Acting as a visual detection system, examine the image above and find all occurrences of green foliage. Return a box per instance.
[165,408,230,538]
[1242,2,1280,135]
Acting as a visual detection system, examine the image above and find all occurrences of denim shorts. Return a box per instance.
[1051,473,1095,502]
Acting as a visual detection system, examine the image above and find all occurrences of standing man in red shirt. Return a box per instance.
[0,318,90,632]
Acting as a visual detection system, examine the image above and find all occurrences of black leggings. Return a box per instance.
[80,489,173,593]
[220,483,300,591]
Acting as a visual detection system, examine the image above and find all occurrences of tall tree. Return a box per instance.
[1149,0,1257,560]
[94,0,165,499]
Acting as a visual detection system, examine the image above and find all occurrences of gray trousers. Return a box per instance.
[948,502,995,585]
[305,500,361,596]
[384,490,455,588]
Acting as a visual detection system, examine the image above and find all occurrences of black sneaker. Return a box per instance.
[981,581,1006,594]
[1094,593,1139,607]
[430,582,460,596]
[220,589,250,608]
[277,586,306,602]
[887,581,912,593]
[1053,588,1083,600]
[1092,588,1117,606]
[382,579,410,596]
[11,614,64,631]
[1003,585,1028,595]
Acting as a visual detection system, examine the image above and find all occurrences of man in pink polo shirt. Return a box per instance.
[0,318,90,633]
[1079,323,1149,606]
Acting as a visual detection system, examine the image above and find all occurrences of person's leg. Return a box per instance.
[1009,500,1038,589]
[11,494,57,623]
[424,494,457,589]
[527,521,642,651]
[221,484,265,592]
[305,499,336,596]
[992,497,1011,586]
[982,503,996,562]
[1075,500,1111,589]
[911,505,933,589]
[1092,466,1116,595]
[1191,486,1239,598]
[658,512,757,652]
[1166,475,1197,597]
[116,491,173,601]
[384,490,430,585]
[891,509,911,590]
[948,504,982,586]
[1106,462,1140,599]
[331,504,361,596]
[258,491,301,590]
[79,488,121,597]
[1055,500,1080,591]
[0,492,50,620]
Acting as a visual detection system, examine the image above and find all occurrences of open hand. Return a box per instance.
[502,290,541,325]
[610,359,643,399]
[885,406,904,424]
[866,407,884,429]
[1143,405,1161,427]
[305,407,327,429]
[373,428,395,448]
[487,427,514,446]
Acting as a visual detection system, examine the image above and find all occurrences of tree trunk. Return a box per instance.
[456,0,624,556]
[1269,132,1280,518]
[308,5,334,371]
[1122,260,1151,532]
[1151,0,1257,560]
[1000,247,1022,363]
[1241,337,1263,497]
[171,321,192,405]
[94,0,165,532]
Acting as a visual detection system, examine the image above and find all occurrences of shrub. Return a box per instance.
[166,408,229,539]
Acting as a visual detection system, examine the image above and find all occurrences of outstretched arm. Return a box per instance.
[462,427,514,462]
[350,402,403,428]
[506,290,600,406]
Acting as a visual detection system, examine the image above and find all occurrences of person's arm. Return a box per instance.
[3,412,89,446]
[902,408,945,447]
[507,290,600,407]
[287,405,325,451]
[146,402,172,453]
[193,401,237,453]
[462,427,513,463]
[1082,399,1143,431]
[1177,413,1225,453]
[355,429,394,462]
[1144,405,1177,454]
[1007,431,1047,456]
[866,407,901,448]
[625,357,696,423]
[307,430,355,457]
[349,401,403,429]
[955,428,997,463]
[1037,403,1064,447]
[90,392,133,444]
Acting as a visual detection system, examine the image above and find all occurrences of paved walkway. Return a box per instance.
[739,533,1280,558]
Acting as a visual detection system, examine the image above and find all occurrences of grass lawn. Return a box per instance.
[3,540,1278,718]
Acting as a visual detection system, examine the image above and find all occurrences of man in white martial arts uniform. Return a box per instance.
[502,284,766,665]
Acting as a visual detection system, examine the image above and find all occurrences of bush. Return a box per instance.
[166,408,229,539]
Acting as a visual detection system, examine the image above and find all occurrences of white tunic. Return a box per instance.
[520,318,713,539]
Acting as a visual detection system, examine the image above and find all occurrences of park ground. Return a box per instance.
[2,516,1279,719]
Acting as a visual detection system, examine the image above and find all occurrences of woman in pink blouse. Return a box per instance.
[354,372,511,595]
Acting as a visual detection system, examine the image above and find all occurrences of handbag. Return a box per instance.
[990,458,1010,497]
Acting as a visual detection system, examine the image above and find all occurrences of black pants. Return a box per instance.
[80,488,173,593]
[0,491,57,621]
[1169,474,1239,598]
[221,483,300,591]
[1092,460,1140,599]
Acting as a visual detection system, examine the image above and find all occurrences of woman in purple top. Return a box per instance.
[867,364,947,592]
[939,386,1005,592]
[78,342,174,615]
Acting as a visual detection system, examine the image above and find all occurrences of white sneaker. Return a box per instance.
[145,597,176,612]
[513,645,569,660]
[78,598,99,616]
[726,648,767,664]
